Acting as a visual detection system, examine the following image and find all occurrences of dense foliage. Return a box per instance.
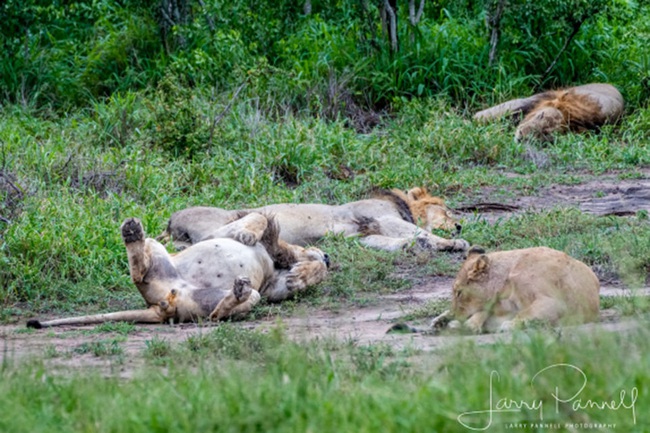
[2,0,649,112]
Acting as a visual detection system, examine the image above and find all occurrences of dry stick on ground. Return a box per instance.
[208,79,249,146]
[0,172,23,199]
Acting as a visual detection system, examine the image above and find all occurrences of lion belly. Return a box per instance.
[171,238,273,291]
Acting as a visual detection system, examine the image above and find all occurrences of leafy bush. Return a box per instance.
[150,72,210,158]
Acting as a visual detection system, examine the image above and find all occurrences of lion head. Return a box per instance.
[451,246,493,320]
[514,106,565,143]
[404,187,459,232]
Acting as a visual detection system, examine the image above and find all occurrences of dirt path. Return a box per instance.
[1,278,646,377]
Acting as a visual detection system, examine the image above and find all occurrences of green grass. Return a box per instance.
[0,325,648,432]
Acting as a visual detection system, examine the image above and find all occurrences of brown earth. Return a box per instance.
[1,278,646,378]
[457,169,650,220]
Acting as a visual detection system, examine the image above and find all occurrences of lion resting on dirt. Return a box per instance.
[474,83,624,142]
[27,213,329,328]
[423,246,600,333]
[158,187,468,254]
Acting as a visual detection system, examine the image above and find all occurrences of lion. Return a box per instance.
[26,212,329,328]
[473,83,624,142]
[157,187,469,254]
[432,246,600,333]
[392,246,600,334]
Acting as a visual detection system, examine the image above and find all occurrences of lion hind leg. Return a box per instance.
[209,277,256,321]
[208,212,268,246]
[517,296,566,322]
[359,235,411,251]
[121,218,152,283]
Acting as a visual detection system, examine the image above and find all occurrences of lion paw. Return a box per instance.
[233,276,253,301]
[285,262,313,292]
[447,320,462,330]
[233,230,258,246]
[121,218,144,243]
[454,239,470,252]
[464,317,484,334]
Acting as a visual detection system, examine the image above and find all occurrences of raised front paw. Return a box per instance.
[121,218,144,243]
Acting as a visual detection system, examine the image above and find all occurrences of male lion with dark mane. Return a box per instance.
[474,83,624,142]
[27,212,329,328]
[157,187,469,253]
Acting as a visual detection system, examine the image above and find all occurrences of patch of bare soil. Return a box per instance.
[458,169,650,220]
[1,279,646,377]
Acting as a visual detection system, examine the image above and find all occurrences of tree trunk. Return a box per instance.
[487,0,506,66]
[408,0,426,43]
[159,0,191,51]
[409,0,425,26]
[383,0,399,53]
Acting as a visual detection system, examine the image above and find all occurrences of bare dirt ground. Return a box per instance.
[457,168,650,219]
[2,170,649,375]
[1,279,646,377]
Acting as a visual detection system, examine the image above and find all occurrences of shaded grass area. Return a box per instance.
[0,324,647,432]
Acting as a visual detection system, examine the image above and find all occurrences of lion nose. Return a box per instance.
[324,253,331,268]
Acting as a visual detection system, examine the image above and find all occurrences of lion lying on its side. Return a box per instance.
[395,246,599,334]
[474,83,624,142]
[27,213,329,328]
[158,187,468,254]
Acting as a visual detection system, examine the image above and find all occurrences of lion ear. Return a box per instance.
[406,187,428,201]
[468,254,489,281]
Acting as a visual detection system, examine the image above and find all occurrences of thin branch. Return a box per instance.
[0,172,23,198]
[159,3,176,28]
[537,19,587,89]
[0,216,11,225]
[208,79,249,146]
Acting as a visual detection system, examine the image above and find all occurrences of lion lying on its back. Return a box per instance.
[27,212,329,328]
[474,83,624,142]
[410,246,599,334]
[158,187,468,254]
